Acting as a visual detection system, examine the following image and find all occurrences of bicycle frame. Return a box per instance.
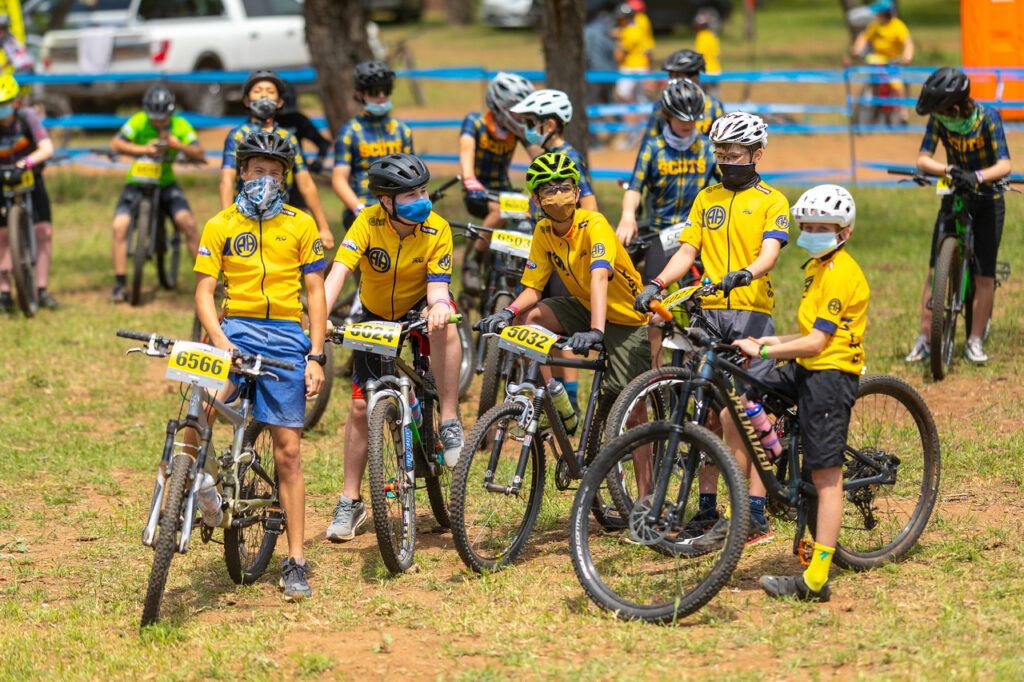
[936,191,975,304]
[2,175,37,263]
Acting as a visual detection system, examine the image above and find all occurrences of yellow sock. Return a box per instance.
[802,543,834,591]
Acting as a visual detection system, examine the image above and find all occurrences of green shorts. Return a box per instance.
[540,296,651,394]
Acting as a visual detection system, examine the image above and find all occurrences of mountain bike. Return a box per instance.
[569,320,941,622]
[888,169,1018,379]
[850,55,907,127]
[116,329,295,628]
[326,311,460,573]
[2,164,41,316]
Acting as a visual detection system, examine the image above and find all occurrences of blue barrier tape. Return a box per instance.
[586,101,850,117]
[19,67,318,85]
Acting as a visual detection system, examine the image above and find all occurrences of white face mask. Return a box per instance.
[663,124,698,151]
[797,230,844,258]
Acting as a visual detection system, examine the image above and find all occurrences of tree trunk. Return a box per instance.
[48,0,75,30]
[304,0,374,134]
[445,0,474,25]
[541,0,588,161]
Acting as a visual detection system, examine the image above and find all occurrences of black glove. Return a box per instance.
[949,166,978,190]
[308,157,324,175]
[720,268,753,295]
[567,328,604,355]
[634,282,663,313]
[477,307,515,334]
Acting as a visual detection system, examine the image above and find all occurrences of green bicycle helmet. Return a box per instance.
[526,152,579,194]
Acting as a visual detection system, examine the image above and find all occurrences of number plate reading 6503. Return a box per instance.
[165,341,232,391]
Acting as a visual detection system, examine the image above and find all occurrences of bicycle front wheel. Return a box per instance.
[569,421,748,623]
[929,237,961,380]
[449,401,546,573]
[140,451,191,628]
[130,198,153,306]
[6,202,38,317]
[367,398,416,573]
[477,293,512,416]
[812,374,942,570]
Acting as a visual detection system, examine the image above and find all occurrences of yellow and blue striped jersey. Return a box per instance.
[334,114,414,205]
[221,122,306,185]
[920,105,1010,196]
[627,132,718,230]
[460,111,518,191]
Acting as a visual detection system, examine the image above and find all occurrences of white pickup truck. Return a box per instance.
[39,0,312,115]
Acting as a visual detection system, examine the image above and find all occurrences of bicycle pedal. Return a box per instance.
[264,507,286,534]
[797,538,814,566]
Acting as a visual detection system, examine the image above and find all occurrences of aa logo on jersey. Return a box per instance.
[591,243,605,259]
[312,239,324,256]
[438,254,452,272]
[828,298,841,315]
[233,232,258,257]
[776,215,789,229]
[705,205,727,231]
[367,247,391,273]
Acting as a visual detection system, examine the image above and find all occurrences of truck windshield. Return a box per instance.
[242,0,303,17]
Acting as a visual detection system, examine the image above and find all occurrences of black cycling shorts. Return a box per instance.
[928,193,1005,278]
[0,172,51,227]
[114,182,191,219]
[759,362,859,471]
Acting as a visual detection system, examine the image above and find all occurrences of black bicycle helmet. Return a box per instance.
[242,69,285,100]
[916,66,970,116]
[368,153,430,197]
[235,129,295,172]
[662,49,706,76]
[661,78,706,121]
[142,84,175,119]
[354,60,395,93]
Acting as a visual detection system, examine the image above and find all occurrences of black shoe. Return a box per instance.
[38,291,62,309]
[689,515,730,552]
[676,507,720,541]
[760,574,831,602]
[109,284,129,303]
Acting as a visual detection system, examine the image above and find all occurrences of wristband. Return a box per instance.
[652,277,666,289]
[506,304,519,316]
[354,202,366,214]
[760,345,769,360]
[430,299,453,310]
[24,157,33,169]
[975,170,984,184]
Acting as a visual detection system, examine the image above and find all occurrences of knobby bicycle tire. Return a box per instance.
[156,219,181,290]
[584,392,626,531]
[449,401,546,573]
[367,398,416,573]
[224,420,283,585]
[7,203,37,317]
[140,452,191,628]
[130,198,153,306]
[929,237,961,380]
[477,293,513,417]
[303,343,334,430]
[420,372,452,529]
[569,421,748,623]
[809,374,941,570]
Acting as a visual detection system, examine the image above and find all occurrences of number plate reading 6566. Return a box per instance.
[497,324,558,362]
[342,321,402,357]
[166,341,232,391]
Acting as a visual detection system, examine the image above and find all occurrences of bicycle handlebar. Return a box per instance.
[326,313,462,344]
[429,176,462,202]
[116,329,295,370]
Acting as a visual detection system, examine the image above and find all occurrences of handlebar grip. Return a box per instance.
[237,352,295,371]
[448,313,463,324]
[116,328,157,342]
[649,300,673,323]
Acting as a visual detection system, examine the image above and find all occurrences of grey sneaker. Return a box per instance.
[38,291,62,309]
[760,574,830,602]
[109,284,129,303]
[689,515,730,553]
[965,336,988,364]
[279,558,312,602]
[904,334,929,363]
[439,418,464,468]
[326,495,367,542]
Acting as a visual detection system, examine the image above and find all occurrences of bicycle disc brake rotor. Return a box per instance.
[627,495,668,545]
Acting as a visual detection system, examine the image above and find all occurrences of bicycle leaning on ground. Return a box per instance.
[568,293,942,622]
[117,329,294,629]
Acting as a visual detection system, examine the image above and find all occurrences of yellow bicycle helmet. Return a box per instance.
[0,73,19,103]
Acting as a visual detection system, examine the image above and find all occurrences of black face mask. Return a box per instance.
[249,97,278,122]
[718,163,761,191]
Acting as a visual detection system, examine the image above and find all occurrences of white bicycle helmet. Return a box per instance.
[791,184,856,231]
[709,111,768,149]
[510,88,573,124]
[486,72,535,133]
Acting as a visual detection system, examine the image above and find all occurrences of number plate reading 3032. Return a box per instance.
[342,321,402,357]
[498,325,558,362]
[490,230,533,259]
[166,342,231,391]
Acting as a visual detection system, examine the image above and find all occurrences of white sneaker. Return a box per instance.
[904,334,930,363]
[965,336,988,364]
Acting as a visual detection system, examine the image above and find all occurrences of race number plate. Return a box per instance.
[342,321,402,357]
[658,222,686,255]
[131,160,162,184]
[490,229,533,259]
[498,324,558,362]
[660,284,702,311]
[498,192,531,219]
[12,169,34,191]
[936,177,953,195]
[166,341,231,391]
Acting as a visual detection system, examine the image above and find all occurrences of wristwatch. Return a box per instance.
[306,353,327,366]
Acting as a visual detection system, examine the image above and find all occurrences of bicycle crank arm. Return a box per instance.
[484,481,523,495]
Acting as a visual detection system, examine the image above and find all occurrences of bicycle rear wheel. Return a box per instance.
[367,398,416,573]
[569,421,747,623]
[7,203,38,317]
[811,374,941,570]
[929,237,961,380]
[224,420,283,585]
[449,401,545,573]
[419,374,452,529]
[156,220,181,290]
[456,311,474,400]
[130,198,153,306]
[140,451,191,628]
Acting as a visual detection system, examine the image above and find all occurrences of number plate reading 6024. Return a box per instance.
[497,324,558,362]
[342,321,402,357]
[166,341,232,391]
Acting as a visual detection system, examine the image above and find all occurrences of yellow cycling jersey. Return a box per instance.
[521,209,646,327]
[862,17,909,60]
[680,181,790,314]
[695,29,721,74]
[619,21,654,69]
[335,203,453,320]
[796,249,869,375]
[195,205,326,323]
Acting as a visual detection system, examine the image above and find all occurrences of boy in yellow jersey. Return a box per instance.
[478,152,650,401]
[634,111,789,545]
[692,11,722,99]
[322,153,462,542]
[851,1,913,122]
[732,185,869,601]
[194,130,327,602]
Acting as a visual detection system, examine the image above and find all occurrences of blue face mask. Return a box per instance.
[0,104,13,119]
[797,230,842,258]
[365,100,392,117]
[394,197,432,224]
[524,126,546,146]
[236,175,284,220]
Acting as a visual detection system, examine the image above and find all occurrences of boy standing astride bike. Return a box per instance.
[107,85,204,304]
[332,61,414,230]
[732,184,869,601]
[0,74,57,311]
[194,130,327,601]
[634,111,789,544]
[905,66,1011,365]
[323,153,464,542]
[220,69,334,250]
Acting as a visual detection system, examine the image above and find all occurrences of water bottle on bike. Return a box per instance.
[744,401,782,462]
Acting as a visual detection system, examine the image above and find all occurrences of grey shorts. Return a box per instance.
[703,308,776,379]
[114,182,191,219]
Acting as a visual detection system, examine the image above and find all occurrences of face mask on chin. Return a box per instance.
[662,124,698,151]
[718,162,760,191]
